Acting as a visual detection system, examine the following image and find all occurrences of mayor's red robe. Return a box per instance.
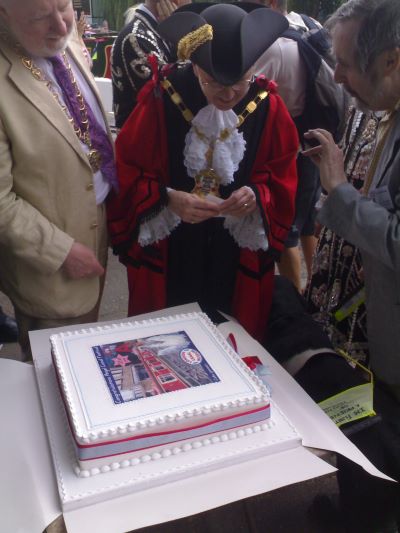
[108,65,298,341]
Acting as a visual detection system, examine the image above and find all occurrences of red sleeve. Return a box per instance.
[250,93,299,256]
[107,80,169,254]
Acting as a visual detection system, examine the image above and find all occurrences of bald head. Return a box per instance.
[0,0,74,57]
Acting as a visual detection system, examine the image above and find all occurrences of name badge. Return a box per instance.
[318,350,375,427]
[369,185,394,209]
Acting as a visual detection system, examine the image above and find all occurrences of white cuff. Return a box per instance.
[224,210,268,251]
[138,206,181,246]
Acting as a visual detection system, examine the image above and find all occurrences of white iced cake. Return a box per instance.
[51,312,271,476]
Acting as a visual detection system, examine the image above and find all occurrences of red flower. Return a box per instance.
[242,356,262,370]
[147,53,159,81]
[160,63,175,78]
[255,75,278,93]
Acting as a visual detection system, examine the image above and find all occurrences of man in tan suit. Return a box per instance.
[0,0,115,357]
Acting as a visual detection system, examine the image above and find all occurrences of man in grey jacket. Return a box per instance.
[305,0,400,402]
[305,0,400,528]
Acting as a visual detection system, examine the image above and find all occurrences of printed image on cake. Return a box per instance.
[51,313,271,476]
[92,331,221,405]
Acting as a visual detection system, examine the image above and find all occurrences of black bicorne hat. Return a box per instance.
[158,2,288,86]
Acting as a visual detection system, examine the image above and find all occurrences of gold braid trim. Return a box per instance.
[161,79,194,122]
[177,24,213,61]
[237,90,269,126]
[161,78,269,129]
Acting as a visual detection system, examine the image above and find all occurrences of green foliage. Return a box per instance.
[288,0,346,21]
[92,0,135,31]
[92,0,347,31]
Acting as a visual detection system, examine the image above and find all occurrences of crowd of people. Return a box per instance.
[0,0,399,529]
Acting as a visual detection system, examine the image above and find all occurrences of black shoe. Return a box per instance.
[0,314,18,343]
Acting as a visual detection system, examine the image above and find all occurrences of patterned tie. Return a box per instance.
[49,54,117,190]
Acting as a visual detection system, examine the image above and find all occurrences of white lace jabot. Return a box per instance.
[138,104,268,252]
[183,105,246,185]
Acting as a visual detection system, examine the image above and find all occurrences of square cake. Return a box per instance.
[51,312,271,476]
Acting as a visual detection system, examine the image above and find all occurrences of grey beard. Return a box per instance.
[0,18,72,58]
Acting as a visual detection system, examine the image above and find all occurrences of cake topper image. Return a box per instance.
[93,331,220,404]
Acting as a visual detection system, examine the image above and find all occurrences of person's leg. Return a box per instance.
[294,153,320,287]
[277,245,302,292]
[300,234,318,281]
[279,153,320,292]
[0,304,18,343]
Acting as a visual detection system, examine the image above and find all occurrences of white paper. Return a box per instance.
[64,447,333,533]
[217,321,393,481]
[0,359,61,533]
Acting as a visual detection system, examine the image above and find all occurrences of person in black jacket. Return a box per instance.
[111,0,190,129]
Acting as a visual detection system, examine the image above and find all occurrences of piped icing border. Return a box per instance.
[51,312,270,445]
[75,406,270,459]
[75,419,276,478]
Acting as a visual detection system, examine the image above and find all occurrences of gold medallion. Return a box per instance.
[88,149,102,173]
[191,168,221,197]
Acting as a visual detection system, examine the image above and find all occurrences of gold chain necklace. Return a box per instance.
[21,52,102,173]
[161,78,269,197]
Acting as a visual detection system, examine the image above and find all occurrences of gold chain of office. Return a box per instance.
[160,78,269,127]
[20,52,102,173]
[160,78,269,196]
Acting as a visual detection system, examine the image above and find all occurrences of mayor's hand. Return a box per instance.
[62,242,104,280]
[218,186,257,217]
[303,129,347,193]
[168,189,220,224]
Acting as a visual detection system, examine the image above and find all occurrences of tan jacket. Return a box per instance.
[0,34,113,318]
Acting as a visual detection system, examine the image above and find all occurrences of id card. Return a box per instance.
[318,350,375,427]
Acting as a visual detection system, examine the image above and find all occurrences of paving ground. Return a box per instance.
[1,252,344,533]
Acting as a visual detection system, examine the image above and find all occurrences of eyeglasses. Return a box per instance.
[199,75,255,93]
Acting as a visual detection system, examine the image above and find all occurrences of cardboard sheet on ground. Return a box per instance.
[0,359,60,533]
[0,303,391,533]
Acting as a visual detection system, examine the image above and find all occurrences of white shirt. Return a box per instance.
[254,37,306,118]
[286,11,322,31]
[254,11,322,118]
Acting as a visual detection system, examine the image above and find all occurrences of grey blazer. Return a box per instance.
[318,110,400,387]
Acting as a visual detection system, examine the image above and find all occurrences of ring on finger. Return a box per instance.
[243,203,248,208]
